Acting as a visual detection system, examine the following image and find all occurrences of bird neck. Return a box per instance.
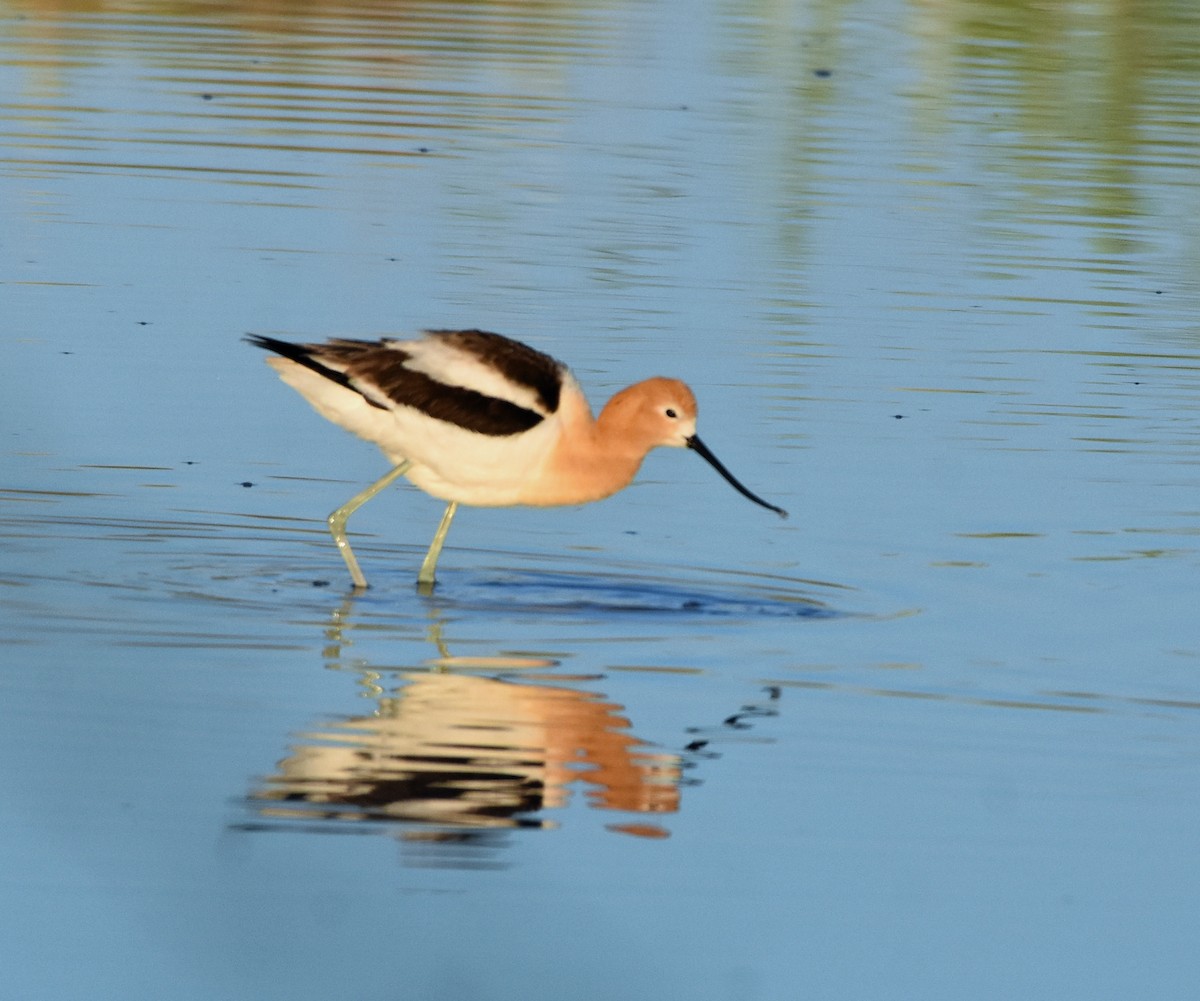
[593,395,654,456]
[523,392,648,506]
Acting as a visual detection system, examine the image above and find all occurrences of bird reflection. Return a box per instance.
[250,670,681,834]
[242,595,782,866]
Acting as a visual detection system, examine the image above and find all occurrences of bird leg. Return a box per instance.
[417,501,459,593]
[327,460,412,589]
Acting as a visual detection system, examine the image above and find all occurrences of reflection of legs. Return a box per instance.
[418,502,459,590]
[327,460,411,589]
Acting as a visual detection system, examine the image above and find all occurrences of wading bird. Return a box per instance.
[248,329,786,590]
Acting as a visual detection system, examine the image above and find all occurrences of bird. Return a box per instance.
[247,329,787,590]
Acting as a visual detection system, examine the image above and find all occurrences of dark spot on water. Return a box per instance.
[894,414,905,419]
[239,481,254,487]
[813,68,832,78]
[311,579,331,588]
[201,93,213,100]
[685,740,708,752]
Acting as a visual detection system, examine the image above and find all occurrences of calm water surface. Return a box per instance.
[3,1,1199,999]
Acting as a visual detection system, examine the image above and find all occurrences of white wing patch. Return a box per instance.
[400,336,553,416]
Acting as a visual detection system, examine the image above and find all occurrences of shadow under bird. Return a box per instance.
[247,329,787,590]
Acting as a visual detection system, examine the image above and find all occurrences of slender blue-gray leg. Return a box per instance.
[327,460,411,589]
[417,501,459,591]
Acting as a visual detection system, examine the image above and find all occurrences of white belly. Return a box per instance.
[388,411,563,507]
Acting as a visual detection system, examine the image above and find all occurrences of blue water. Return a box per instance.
[3,1,1199,998]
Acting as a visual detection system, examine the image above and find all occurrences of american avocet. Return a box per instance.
[247,329,786,590]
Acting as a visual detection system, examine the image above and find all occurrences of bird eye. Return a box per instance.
[665,408,677,419]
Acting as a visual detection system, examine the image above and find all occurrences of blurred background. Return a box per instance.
[3,1,1199,999]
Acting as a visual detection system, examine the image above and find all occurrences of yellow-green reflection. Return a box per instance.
[720,0,1200,313]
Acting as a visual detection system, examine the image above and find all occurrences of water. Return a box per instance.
[3,1,1199,998]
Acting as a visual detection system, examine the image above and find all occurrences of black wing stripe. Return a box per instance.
[247,334,545,436]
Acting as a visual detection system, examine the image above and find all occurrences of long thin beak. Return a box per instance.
[686,435,788,519]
